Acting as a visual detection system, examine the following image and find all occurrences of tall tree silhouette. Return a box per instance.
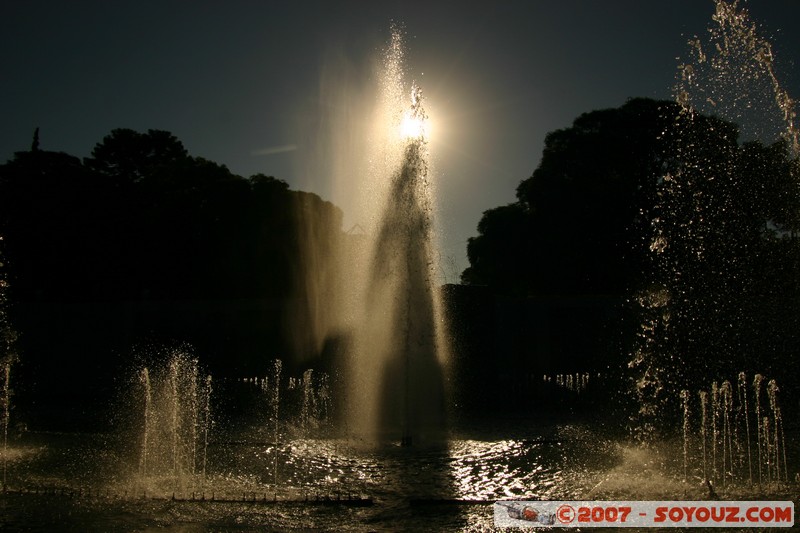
[85,128,189,182]
[30,127,40,152]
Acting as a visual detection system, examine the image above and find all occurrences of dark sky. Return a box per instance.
[3,1,799,280]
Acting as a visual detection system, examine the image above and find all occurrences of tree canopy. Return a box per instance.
[0,129,343,303]
[0,129,345,414]
[462,97,800,387]
[84,128,189,182]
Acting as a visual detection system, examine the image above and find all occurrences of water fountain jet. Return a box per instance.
[344,28,449,447]
[136,350,212,491]
[0,9,798,530]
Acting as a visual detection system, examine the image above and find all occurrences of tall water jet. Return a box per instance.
[344,27,449,445]
[720,380,733,487]
[300,369,314,431]
[711,382,719,482]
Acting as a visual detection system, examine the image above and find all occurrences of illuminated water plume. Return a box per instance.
[345,27,449,445]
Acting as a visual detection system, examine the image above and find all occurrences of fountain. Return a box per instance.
[337,27,449,446]
[135,349,213,493]
[0,236,19,491]
[0,5,799,530]
[1,362,9,489]
[680,373,788,494]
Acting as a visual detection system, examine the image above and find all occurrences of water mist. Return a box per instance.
[336,27,450,445]
[630,0,800,439]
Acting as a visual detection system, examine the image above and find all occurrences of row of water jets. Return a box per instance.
[2,347,796,499]
[138,357,793,492]
[138,354,332,490]
[138,353,212,481]
[543,372,594,394]
[680,372,788,489]
[242,365,332,433]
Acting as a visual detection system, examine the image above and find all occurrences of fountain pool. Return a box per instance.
[1,359,797,531]
[9,417,794,532]
[3,2,800,530]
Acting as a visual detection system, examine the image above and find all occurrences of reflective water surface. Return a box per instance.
[0,423,608,531]
[4,421,794,531]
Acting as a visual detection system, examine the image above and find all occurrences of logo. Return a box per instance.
[498,502,556,525]
[495,500,794,528]
[557,504,576,524]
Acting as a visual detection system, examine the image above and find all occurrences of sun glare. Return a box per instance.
[400,112,425,139]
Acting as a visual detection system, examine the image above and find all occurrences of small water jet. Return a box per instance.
[0,236,18,491]
[680,389,690,482]
[545,372,591,394]
[271,358,281,488]
[737,371,752,484]
[1,362,9,489]
[298,369,331,434]
[766,379,788,483]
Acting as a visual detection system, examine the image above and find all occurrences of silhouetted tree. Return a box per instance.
[84,128,189,182]
[0,149,121,300]
[0,128,347,427]
[463,97,800,399]
[30,127,39,152]
[461,203,531,293]
[465,98,679,297]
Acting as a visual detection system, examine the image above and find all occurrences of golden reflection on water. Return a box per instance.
[3,426,618,507]
[231,430,610,503]
[6,428,759,531]
[447,439,562,500]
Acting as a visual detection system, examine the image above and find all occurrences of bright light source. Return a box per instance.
[400,112,425,139]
